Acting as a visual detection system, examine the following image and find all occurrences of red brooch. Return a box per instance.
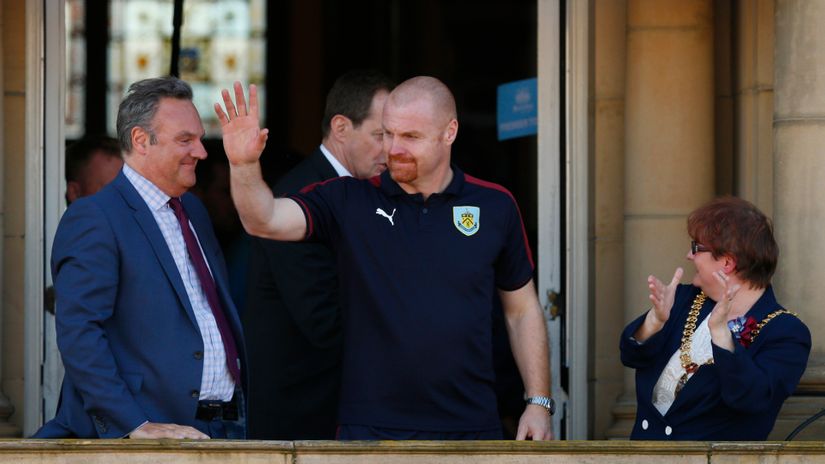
[738,316,758,348]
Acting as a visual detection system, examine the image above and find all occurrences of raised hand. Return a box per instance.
[648,267,683,325]
[708,269,741,334]
[214,82,269,166]
[633,267,683,342]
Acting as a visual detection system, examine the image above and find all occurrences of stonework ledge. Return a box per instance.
[0,440,825,463]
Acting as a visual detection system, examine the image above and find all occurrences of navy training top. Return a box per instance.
[289,165,534,431]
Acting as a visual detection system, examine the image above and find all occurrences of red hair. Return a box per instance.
[687,196,778,288]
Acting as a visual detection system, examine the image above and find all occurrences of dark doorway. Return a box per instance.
[272,0,541,440]
[276,0,539,242]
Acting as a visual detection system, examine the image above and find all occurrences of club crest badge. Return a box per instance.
[453,206,480,236]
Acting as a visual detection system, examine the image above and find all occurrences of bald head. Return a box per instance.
[382,76,459,195]
[388,76,456,124]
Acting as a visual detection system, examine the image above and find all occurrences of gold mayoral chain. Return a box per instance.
[674,291,800,397]
[748,309,798,344]
[675,291,712,397]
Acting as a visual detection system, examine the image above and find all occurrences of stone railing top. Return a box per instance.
[3,440,825,464]
[1,439,825,454]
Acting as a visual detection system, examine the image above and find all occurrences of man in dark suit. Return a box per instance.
[35,77,245,439]
[244,70,392,439]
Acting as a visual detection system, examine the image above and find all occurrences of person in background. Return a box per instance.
[65,135,123,206]
[243,69,392,440]
[621,196,810,440]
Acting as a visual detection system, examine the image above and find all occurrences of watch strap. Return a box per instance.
[526,395,555,415]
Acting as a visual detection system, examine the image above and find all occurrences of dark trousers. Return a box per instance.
[247,365,340,440]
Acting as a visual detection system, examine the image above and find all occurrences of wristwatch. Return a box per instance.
[526,395,556,415]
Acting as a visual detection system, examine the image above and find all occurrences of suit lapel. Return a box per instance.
[112,173,200,328]
[309,147,341,181]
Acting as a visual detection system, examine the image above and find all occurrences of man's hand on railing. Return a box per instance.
[129,422,209,439]
[516,404,554,440]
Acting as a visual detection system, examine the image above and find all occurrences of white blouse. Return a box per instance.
[652,313,714,416]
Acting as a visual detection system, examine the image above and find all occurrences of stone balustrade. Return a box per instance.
[2,440,825,463]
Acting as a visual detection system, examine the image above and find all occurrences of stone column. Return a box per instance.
[608,0,715,438]
[772,0,825,439]
[592,0,627,439]
[735,0,775,215]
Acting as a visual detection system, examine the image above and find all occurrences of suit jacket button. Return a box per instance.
[193,351,203,360]
[190,390,200,398]
[641,419,649,430]
[665,426,673,436]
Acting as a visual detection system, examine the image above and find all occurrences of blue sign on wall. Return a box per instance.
[497,77,538,141]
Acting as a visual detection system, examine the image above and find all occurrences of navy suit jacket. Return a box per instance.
[34,171,245,438]
[621,284,810,440]
[243,148,343,439]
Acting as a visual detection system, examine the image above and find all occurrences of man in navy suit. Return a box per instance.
[35,77,245,439]
[244,70,392,439]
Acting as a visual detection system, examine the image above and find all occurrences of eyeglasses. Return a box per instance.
[690,240,710,255]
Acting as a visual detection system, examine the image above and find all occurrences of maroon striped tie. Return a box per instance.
[168,197,241,384]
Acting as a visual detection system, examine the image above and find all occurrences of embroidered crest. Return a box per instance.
[453,206,480,236]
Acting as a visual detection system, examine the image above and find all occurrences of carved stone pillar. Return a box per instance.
[771,0,825,440]
[607,0,715,438]
[734,0,775,214]
[592,0,627,439]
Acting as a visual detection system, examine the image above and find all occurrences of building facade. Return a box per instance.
[0,0,823,440]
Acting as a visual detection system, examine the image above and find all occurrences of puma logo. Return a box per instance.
[375,208,396,226]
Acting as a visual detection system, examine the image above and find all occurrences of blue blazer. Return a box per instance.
[620,284,810,440]
[34,171,245,438]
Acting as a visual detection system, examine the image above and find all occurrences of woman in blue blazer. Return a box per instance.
[621,196,810,440]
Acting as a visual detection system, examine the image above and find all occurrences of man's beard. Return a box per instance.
[388,153,418,183]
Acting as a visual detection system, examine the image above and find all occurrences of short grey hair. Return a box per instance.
[116,76,194,153]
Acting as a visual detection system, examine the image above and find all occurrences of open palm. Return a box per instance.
[214,81,269,166]
[648,267,683,324]
[708,270,741,329]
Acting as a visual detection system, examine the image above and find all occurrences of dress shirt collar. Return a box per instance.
[122,162,172,212]
[319,143,353,177]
